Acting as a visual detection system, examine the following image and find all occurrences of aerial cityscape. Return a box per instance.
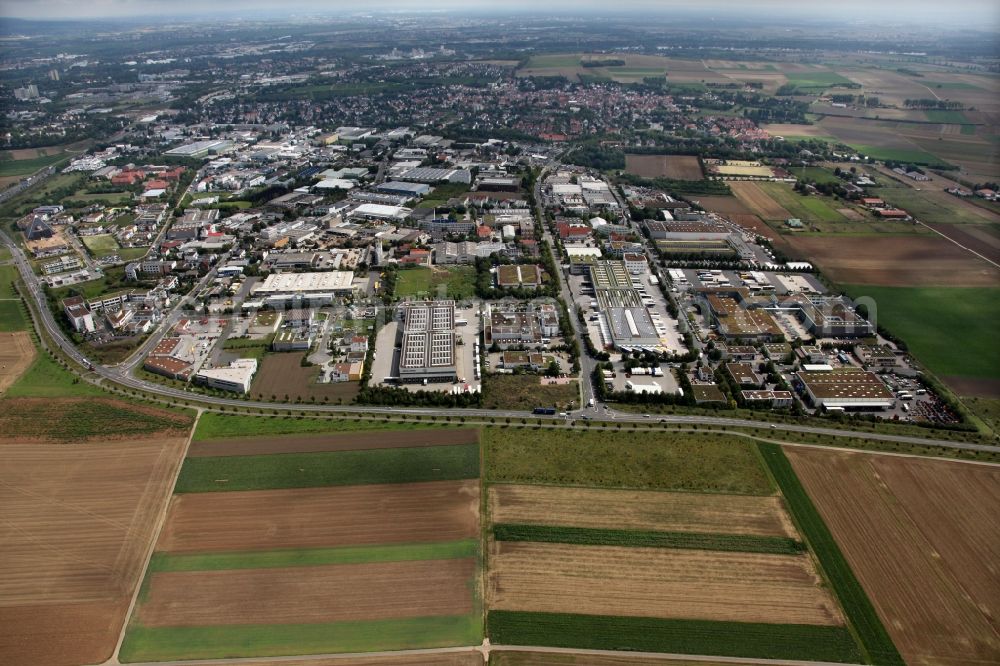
[0,3,998,666]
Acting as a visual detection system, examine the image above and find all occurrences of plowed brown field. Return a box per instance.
[787,448,1000,666]
[730,181,792,221]
[0,436,188,666]
[488,485,796,538]
[139,559,476,627]
[625,154,703,180]
[158,480,480,553]
[784,235,1000,287]
[0,331,34,393]
[487,542,843,626]
[188,427,479,457]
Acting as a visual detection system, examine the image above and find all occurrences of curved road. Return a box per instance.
[4,231,999,455]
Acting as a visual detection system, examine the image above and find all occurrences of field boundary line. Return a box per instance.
[109,409,203,665]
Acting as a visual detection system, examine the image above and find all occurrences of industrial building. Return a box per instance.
[250,271,355,307]
[397,300,458,384]
[704,292,784,342]
[195,358,258,394]
[797,368,895,410]
[374,181,432,198]
[589,260,661,350]
[482,302,559,349]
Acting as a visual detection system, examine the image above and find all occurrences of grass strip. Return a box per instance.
[148,540,478,571]
[492,524,805,555]
[120,614,482,662]
[193,412,436,440]
[487,611,861,662]
[758,443,904,665]
[175,443,479,492]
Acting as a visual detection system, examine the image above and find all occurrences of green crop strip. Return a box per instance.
[492,524,805,555]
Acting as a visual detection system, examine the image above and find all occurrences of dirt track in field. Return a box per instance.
[158,480,480,553]
[787,448,1000,666]
[139,558,476,627]
[0,436,187,666]
[0,331,34,393]
[488,542,843,626]
[730,181,792,221]
[188,428,479,457]
[625,154,703,180]
[784,234,1000,287]
[488,485,796,538]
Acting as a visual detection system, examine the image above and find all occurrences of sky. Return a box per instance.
[0,0,998,26]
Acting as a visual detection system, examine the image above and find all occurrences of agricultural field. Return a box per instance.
[192,412,437,440]
[842,285,1000,396]
[122,424,483,662]
[488,485,796,538]
[785,235,1000,287]
[82,233,121,257]
[482,430,883,662]
[0,320,196,666]
[0,331,36,392]
[781,70,854,94]
[624,154,703,180]
[518,53,671,83]
[816,117,951,167]
[710,162,777,178]
[249,352,360,403]
[729,181,792,220]
[0,148,72,177]
[755,182,851,223]
[0,395,191,441]
[395,265,477,299]
[484,428,773,494]
[481,374,579,411]
[488,542,843,626]
[787,448,1000,665]
[490,653,751,666]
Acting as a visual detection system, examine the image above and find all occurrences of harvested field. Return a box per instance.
[158,480,480,553]
[0,436,187,666]
[488,485,795,538]
[691,195,750,215]
[188,427,479,457]
[0,331,34,393]
[139,558,475,627]
[762,123,833,138]
[786,235,1000,287]
[625,154,703,180]
[730,181,791,220]
[788,449,1000,666]
[488,542,843,626]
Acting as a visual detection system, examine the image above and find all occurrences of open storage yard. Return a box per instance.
[121,421,483,662]
[787,448,1000,666]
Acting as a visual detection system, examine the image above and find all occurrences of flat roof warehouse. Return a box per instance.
[252,272,355,295]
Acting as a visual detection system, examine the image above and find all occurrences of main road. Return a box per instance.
[4,228,999,455]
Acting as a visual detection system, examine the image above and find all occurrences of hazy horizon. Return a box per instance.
[2,0,999,29]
